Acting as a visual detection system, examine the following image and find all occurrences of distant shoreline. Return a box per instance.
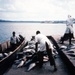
[0,19,66,23]
[0,19,75,24]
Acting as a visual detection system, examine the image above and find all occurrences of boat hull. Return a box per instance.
[0,40,25,75]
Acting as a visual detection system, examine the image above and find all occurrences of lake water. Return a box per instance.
[0,22,75,43]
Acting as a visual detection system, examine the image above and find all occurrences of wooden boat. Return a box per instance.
[0,39,26,75]
[4,36,70,75]
[52,35,75,75]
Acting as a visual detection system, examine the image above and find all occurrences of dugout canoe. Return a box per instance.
[52,35,75,75]
[4,35,70,75]
[0,39,26,75]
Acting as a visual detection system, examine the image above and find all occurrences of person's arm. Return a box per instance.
[66,20,68,26]
[35,42,38,52]
[71,24,73,27]
[10,37,12,44]
[71,18,74,27]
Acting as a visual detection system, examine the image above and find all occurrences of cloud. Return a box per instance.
[0,0,75,20]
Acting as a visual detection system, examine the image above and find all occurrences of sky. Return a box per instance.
[0,0,75,21]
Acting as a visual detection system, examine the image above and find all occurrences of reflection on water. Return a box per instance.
[0,22,75,43]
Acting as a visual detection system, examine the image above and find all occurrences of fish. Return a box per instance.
[27,63,36,72]
[60,45,67,49]
[0,53,4,60]
[71,45,75,49]
[17,60,25,68]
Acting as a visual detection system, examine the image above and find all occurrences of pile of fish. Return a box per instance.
[15,46,49,71]
[0,51,13,60]
[14,39,58,72]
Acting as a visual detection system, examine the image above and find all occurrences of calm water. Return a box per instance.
[0,22,75,43]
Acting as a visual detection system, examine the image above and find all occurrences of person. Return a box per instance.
[60,15,74,45]
[23,36,35,49]
[28,36,35,49]
[19,34,24,43]
[10,31,18,50]
[35,30,57,71]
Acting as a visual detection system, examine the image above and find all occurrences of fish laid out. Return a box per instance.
[27,63,36,72]
[15,36,59,72]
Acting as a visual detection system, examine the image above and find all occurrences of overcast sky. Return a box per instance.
[0,0,75,21]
